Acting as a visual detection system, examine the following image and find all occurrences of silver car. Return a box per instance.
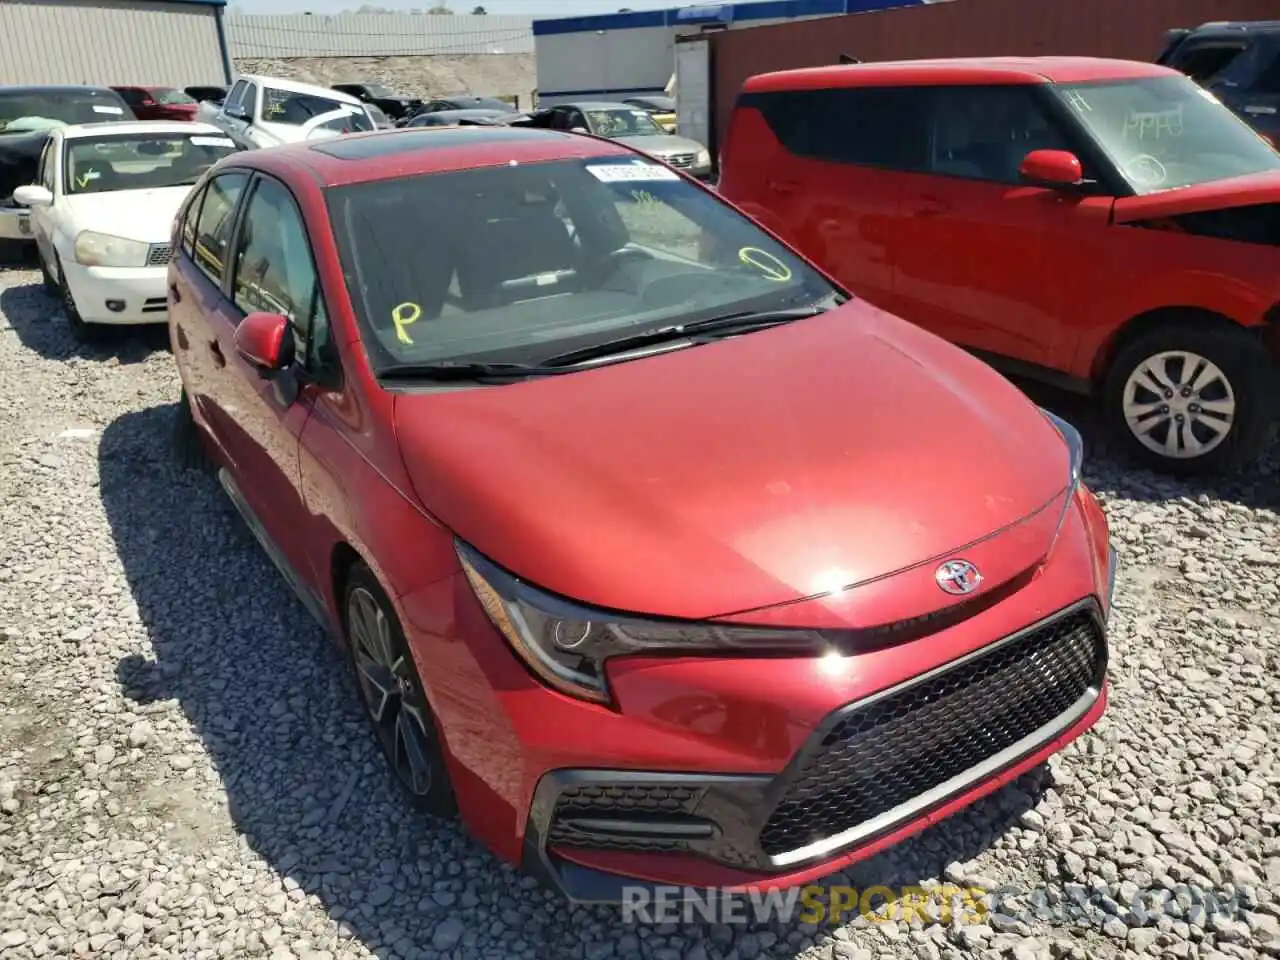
[538,101,711,179]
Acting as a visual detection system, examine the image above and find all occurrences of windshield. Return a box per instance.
[263,87,370,128]
[326,156,837,374]
[64,132,238,195]
[0,92,131,133]
[586,108,664,138]
[152,87,196,105]
[1057,75,1280,194]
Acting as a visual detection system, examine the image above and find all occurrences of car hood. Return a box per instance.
[63,186,192,242]
[1113,168,1280,221]
[393,303,1071,621]
[613,133,705,156]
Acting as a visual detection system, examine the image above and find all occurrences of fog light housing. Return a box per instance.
[105,299,125,313]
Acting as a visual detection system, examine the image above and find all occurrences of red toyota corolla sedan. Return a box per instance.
[166,125,1116,901]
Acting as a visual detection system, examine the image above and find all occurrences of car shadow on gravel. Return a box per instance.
[1014,380,1280,514]
[0,280,169,365]
[98,402,1058,960]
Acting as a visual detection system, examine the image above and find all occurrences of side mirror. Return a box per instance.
[13,184,53,207]
[223,102,249,121]
[1019,149,1084,189]
[234,312,294,372]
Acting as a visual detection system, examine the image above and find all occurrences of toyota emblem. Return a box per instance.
[936,559,982,596]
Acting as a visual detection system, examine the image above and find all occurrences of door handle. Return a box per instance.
[915,197,950,218]
[175,324,189,351]
[169,283,181,303]
[209,339,226,368]
[768,179,801,196]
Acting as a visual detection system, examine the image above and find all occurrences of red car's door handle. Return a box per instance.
[209,339,226,368]
[915,197,950,218]
[768,179,801,195]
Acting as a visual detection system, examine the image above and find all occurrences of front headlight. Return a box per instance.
[457,541,832,704]
[1041,409,1084,493]
[74,231,149,268]
[696,148,710,167]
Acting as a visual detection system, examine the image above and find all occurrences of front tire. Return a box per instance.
[55,254,102,344]
[172,389,210,472]
[343,562,457,818]
[1103,321,1273,476]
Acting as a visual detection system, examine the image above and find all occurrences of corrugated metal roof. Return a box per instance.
[225,13,534,58]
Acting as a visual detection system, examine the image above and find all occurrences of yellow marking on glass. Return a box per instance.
[738,246,792,282]
[392,302,421,345]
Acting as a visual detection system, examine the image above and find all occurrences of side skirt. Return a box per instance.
[217,467,337,639]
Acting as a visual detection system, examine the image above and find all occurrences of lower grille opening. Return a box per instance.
[758,605,1105,860]
[547,782,707,854]
[142,297,167,313]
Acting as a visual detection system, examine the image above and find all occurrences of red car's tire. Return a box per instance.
[342,561,458,818]
[1103,320,1273,477]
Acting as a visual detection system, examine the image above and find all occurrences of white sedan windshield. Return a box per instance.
[64,133,238,194]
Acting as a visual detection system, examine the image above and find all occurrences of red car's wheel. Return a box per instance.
[343,561,458,817]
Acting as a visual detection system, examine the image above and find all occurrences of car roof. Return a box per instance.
[0,85,122,96]
[113,84,180,91]
[224,125,641,188]
[743,57,1180,92]
[1181,19,1280,35]
[423,108,508,118]
[235,74,363,105]
[61,120,227,139]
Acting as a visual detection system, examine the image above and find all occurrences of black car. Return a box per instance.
[0,85,136,246]
[185,84,229,107]
[415,95,516,115]
[404,108,512,128]
[1158,21,1280,141]
[331,82,423,121]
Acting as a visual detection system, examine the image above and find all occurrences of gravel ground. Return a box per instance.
[0,259,1278,960]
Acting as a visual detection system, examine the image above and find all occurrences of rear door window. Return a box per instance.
[192,172,249,287]
[746,87,928,171]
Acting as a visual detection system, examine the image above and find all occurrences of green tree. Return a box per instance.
[471,4,487,12]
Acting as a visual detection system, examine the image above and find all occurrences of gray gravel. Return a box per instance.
[0,262,1278,960]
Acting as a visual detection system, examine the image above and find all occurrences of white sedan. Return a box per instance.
[14,120,238,342]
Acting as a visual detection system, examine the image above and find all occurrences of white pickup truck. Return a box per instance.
[199,75,376,150]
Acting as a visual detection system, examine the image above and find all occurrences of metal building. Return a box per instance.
[532,0,932,158]
[0,0,232,87]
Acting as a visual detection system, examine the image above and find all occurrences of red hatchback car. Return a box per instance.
[167,126,1115,901]
[111,85,200,121]
[719,58,1280,476]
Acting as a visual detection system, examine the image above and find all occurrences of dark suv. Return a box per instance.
[1158,21,1280,141]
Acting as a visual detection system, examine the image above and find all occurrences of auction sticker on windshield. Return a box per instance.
[92,105,124,115]
[190,136,235,148]
[587,163,680,183]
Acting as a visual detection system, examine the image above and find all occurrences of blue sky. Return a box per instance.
[231,0,755,14]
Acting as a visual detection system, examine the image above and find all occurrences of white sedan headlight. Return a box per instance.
[696,148,710,167]
[74,231,150,268]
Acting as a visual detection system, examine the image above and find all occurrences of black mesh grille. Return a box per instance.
[546,783,705,852]
[758,607,1104,858]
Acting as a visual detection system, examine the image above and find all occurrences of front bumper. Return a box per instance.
[400,488,1114,901]
[0,204,32,241]
[523,599,1108,901]
[63,261,170,325]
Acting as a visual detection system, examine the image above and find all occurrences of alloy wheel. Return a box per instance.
[1121,350,1236,459]
[347,586,434,796]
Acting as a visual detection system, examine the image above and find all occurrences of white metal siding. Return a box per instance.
[0,0,227,87]
[535,26,673,103]
[225,14,535,58]
[534,15,831,101]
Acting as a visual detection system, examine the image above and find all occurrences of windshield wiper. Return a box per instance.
[377,360,566,382]
[540,305,830,369]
